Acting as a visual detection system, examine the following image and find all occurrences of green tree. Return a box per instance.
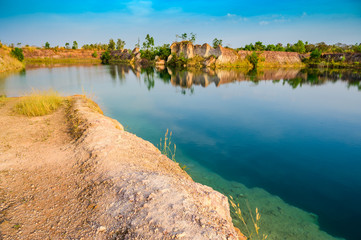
[45,42,50,49]
[275,43,285,51]
[212,38,223,48]
[247,51,260,69]
[244,43,255,51]
[135,37,140,48]
[310,48,322,59]
[116,38,125,50]
[142,34,154,50]
[10,48,24,61]
[293,40,306,53]
[65,43,70,49]
[266,44,276,51]
[72,41,78,49]
[254,41,265,51]
[189,32,196,43]
[100,51,111,64]
[181,33,188,41]
[108,39,116,51]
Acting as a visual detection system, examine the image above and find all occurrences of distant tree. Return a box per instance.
[212,38,223,48]
[266,44,276,51]
[135,37,140,48]
[275,43,285,51]
[10,47,24,61]
[353,43,361,53]
[154,44,171,60]
[310,48,322,59]
[108,39,116,51]
[116,38,125,50]
[44,42,50,49]
[244,43,255,51]
[293,40,306,53]
[254,41,265,51]
[65,42,70,49]
[181,33,187,41]
[189,32,196,43]
[17,42,21,47]
[72,41,78,49]
[142,34,154,50]
[176,32,196,43]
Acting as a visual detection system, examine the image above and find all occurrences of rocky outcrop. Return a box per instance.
[170,42,304,67]
[170,42,238,64]
[69,96,241,239]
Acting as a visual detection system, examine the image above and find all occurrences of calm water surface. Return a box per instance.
[1,65,361,240]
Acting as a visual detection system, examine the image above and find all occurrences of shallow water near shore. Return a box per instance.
[1,65,361,240]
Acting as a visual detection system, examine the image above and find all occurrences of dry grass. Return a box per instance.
[0,95,7,106]
[229,196,268,240]
[14,90,64,116]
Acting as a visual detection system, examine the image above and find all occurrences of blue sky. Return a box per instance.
[0,0,360,48]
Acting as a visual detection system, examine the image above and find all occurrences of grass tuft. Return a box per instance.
[158,129,188,171]
[14,90,63,116]
[229,196,268,240]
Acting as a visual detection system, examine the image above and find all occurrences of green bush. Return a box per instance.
[310,48,322,59]
[10,47,24,62]
[92,51,98,58]
[100,51,111,64]
[247,51,260,69]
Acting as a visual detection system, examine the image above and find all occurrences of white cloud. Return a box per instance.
[259,21,269,25]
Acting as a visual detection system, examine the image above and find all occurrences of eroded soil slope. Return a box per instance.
[0,97,240,239]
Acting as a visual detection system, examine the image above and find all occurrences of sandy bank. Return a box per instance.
[0,96,242,239]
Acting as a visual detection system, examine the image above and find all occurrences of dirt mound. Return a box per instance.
[22,48,103,59]
[0,96,241,239]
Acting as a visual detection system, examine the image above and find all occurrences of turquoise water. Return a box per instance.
[1,65,361,240]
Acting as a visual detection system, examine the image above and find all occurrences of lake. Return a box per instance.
[1,65,361,240]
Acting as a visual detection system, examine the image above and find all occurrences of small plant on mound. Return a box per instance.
[229,196,268,240]
[158,129,187,170]
[247,51,260,69]
[14,90,63,116]
[10,47,24,62]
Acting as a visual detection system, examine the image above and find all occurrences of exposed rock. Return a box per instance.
[215,46,239,64]
[134,52,141,61]
[171,41,194,59]
[166,54,173,63]
[132,48,140,54]
[203,56,216,67]
[170,42,305,66]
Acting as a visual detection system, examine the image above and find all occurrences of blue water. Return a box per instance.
[1,65,361,240]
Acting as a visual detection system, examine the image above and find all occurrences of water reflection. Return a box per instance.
[106,64,361,91]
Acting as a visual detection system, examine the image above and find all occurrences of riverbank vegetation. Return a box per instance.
[0,42,24,73]
[14,90,64,116]
[2,36,361,72]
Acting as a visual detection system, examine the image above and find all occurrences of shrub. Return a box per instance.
[92,51,98,58]
[100,51,111,64]
[247,51,260,69]
[10,48,24,62]
[310,48,322,59]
